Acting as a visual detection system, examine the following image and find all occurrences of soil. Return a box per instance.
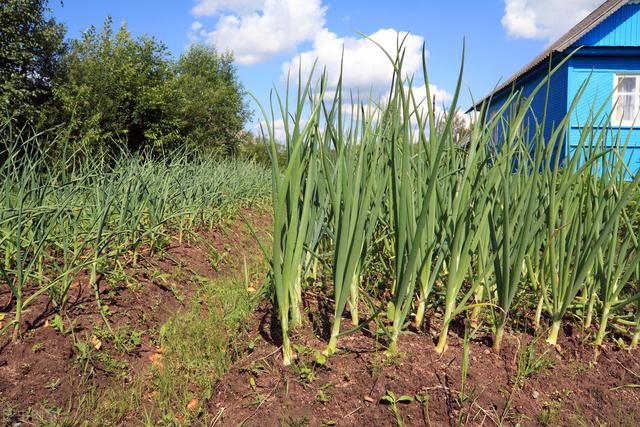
[212,297,640,427]
[3,208,640,426]
[0,208,271,422]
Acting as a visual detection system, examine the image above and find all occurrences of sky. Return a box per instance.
[50,0,605,134]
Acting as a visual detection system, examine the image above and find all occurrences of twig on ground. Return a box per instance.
[238,378,281,426]
[209,407,225,426]
[238,345,282,369]
[343,404,364,419]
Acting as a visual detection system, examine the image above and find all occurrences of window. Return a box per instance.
[613,74,640,126]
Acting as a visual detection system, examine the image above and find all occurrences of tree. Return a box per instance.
[53,21,251,156]
[53,17,175,153]
[238,131,286,167]
[436,110,472,146]
[171,44,251,155]
[0,0,65,123]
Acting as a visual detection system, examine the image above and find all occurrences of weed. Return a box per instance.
[251,392,268,408]
[568,404,590,427]
[514,337,554,388]
[148,267,184,301]
[94,351,128,377]
[248,376,257,392]
[149,271,259,424]
[44,378,62,391]
[74,338,94,377]
[50,314,67,335]
[105,263,135,290]
[291,345,326,385]
[538,401,562,426]
[95,324,143,354]
[282,415,309,427]
[243,359,270,377]
[1,402,17,426]
[416,392,431,426]
[369,351,403,378]
[316,383,333,405]
[570,360,594,378]
[538,389,572,426]
[296,365,317,384]
[380,390,413,427]
[246,335,261,353]
[208,246,228,271]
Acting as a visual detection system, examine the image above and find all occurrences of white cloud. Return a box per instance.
[186,2,458,139]
[188,21,204,44]
[281,29,454,117]
[189,0,326,64]
[255,117,309,143]
[256,84,460,144]
[272,29,455,137]
[410,84,454,109]
[257,118,286,142]
[502,0,602,41]
[283,28,426,99]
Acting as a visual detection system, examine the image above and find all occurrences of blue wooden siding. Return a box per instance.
[486,61,568,158]
[567,55,640,172]
[577,3,640,47]
[482,3,640,173]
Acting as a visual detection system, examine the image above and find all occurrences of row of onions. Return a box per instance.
[1,133,270,341]
[259,44,640,365]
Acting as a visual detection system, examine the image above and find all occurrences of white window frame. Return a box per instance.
[612,73,640,127]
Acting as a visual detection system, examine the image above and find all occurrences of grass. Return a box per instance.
[380,390,413,427]
[513,336,555,388]
[150,273,261,424]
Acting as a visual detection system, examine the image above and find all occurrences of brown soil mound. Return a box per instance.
[0,208,270,421]
[212,299,640,426]
[3,208,639,426]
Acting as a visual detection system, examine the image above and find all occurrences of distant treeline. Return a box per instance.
[0,0,270,159]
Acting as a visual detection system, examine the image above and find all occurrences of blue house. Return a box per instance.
[470,0,640,170]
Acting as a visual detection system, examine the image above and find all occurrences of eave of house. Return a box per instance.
[467,0,632,113]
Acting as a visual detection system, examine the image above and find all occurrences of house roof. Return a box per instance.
[468,0,630,112]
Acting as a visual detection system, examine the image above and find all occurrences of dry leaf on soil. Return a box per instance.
[149,352,164,368]
[91,335,102,350]
[187,399,199,411]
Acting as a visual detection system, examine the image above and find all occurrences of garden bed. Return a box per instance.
[0,208,270,425]
[212,294,640,426]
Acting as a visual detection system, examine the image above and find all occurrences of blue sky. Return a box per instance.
[51,0,603,130]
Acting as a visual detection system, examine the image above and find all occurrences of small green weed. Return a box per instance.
[380,390,413,427]
[316,384,332,405]
[95,325,143,354]
[538,400,562,426]
[514,337,554,388]
[50,314,67,335]
[538,389,572,426]
[290,345,327,386]
[416,392,430,426]
[45,378,62,391]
